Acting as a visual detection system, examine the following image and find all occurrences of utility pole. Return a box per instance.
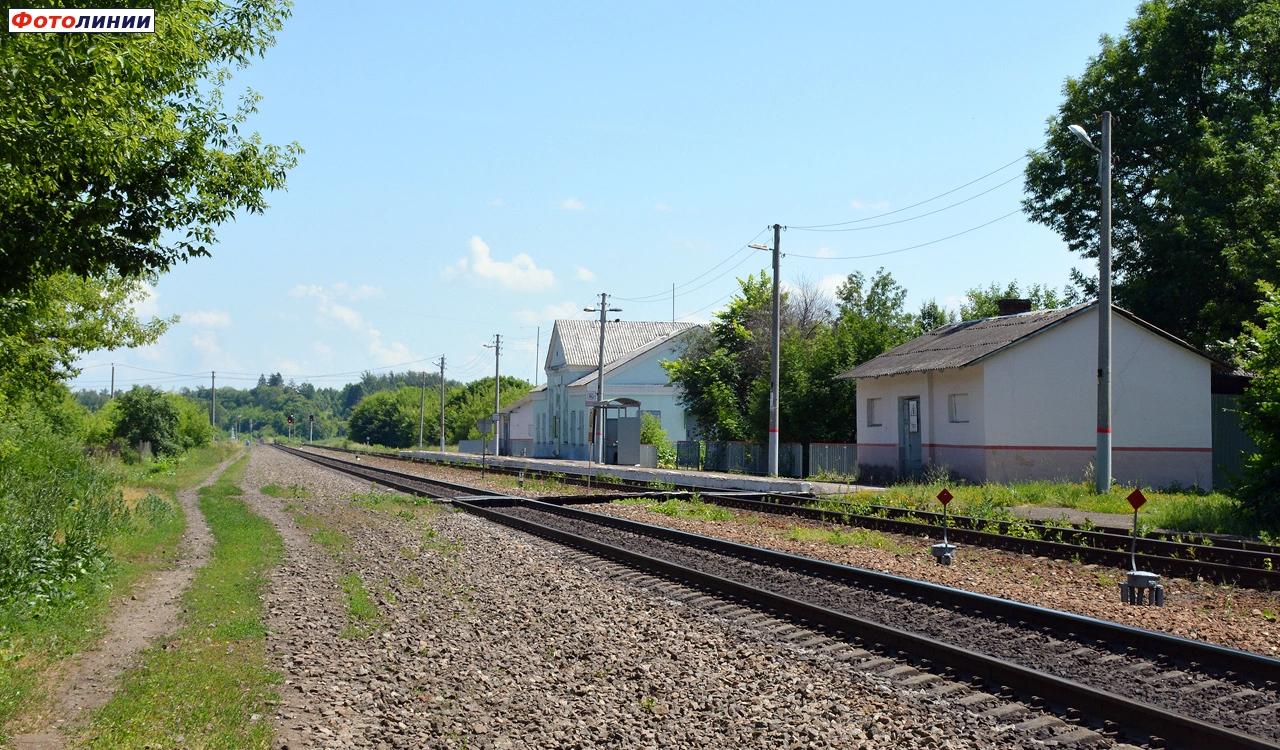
[210,371,217,430]
[110,362,115,399]
[417,369,428,449]
[750,226,783,476]
[435,356,446,452]
[485,335,502,455]
[1097,112,1113,493]
[672,282,675,323]
[584,293,622,463]
[534,326,540,387]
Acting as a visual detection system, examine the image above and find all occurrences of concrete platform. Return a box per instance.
[398,449,819,494]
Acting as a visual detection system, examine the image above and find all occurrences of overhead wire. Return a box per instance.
[789,153,1032,229]
[790,173,1024,233]
[787,209,1023,260]
[613,226,770,302]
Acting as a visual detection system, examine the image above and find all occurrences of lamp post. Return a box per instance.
[749,224,782,477]
[584,293,622,464]
[1068,112,1113,494]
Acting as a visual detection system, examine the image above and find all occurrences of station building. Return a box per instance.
[504,320,697,462]
[838,300,1218,489]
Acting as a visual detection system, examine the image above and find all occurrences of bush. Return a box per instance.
[348,388,417,448]
[640,413,675,467]
[112,386,180,456]
[0,401,127,615]
[170,393,214,450]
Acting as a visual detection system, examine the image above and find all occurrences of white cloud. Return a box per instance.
[560,197,585,211]
[184,309,231,328]
[293,285,418,366]
[489,197,506,208]
[817,274,845,299]
[654,202,672,213]
[850,198,891,211]
[450,236,556,292]
[514,300,592,325]
[812,246,837,259]
[574,266,596,282]
[312,341,333,359]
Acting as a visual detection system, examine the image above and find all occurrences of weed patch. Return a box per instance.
[260,483,311,499]
[338,573,381,638]
[786,525,913,555]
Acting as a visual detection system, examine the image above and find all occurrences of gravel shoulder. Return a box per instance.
[247,446,1081,749]
[586,502,1280,657]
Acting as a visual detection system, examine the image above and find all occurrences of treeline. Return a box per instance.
[666,270,1064,445]
[347,375,532,448]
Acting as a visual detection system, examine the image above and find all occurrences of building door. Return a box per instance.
[898,396,922,477]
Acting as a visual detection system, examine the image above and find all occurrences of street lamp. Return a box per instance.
[1067,112,1113,493]
[749,224,782,477]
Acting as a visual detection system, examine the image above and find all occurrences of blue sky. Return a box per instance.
[71,1,1140,393]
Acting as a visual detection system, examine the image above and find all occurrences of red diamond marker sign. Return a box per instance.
[937,488,954,505]
[1127,488,1147,511]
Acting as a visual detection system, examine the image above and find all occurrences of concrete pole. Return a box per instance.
[1097,112,1113,494]
[595,293,607,464]
[437,356,446,452]
[768,223,781,477]
[110,362,115,399]
[211,371,216,429]
[534,326,540,387]
[492,335,502,455]
[417,369,427,449]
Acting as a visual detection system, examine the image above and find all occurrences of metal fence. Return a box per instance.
[680,440,803,477]
[808,442,858,478]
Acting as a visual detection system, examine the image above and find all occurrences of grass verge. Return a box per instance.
[616,496,735,522]
[840,481,1263,537]
[0,444,235,743]
[260,483,311,499]
[785,525,914,555]
[79,455,283,749]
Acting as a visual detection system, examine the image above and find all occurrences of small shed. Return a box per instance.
[837,301,1216,490]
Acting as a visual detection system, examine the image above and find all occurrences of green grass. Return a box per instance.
[259,483,311,499]
[117,443,241,501]
[80,454,282,749]
[337,573,381,639]
[841,480,1262,536]
[785,525,914,554]
[0,444,235,743]
[617,496,735,522]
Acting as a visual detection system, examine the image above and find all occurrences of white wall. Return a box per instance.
[855,368,986,479]
[981,309,1211,488]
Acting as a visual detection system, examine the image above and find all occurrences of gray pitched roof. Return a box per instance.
[837,303,1213,380]
[548,320,696,370]
[567,326,698,387]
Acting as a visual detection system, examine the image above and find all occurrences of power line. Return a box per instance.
[790,173,1024,233]
[789,154,1031,230]
[614,227,769,302]
[787,208,1023,260]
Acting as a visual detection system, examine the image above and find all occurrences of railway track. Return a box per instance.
[281,444,1280,749]
[297,445,1280,589]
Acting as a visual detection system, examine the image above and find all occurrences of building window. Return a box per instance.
[949,393,970,423]
[866,398,882,427]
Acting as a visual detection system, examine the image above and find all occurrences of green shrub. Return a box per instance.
[640,413,675,467]
[0,401,127,616]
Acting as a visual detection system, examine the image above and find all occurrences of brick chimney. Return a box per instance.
[996,298,1033,316]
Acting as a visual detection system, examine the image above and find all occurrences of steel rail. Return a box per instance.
[272,444,500,499]
[455,497,1280,750]
[294,445,1280,587]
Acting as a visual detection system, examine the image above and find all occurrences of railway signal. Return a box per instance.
[930,488,958,566]
[1119,487,1164,606]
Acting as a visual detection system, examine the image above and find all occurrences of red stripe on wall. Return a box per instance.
[921,442,1210,454]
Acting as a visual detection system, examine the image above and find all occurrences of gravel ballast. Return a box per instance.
[245,447,1085,749]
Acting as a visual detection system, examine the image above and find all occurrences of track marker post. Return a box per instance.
[931,488,958,566]
[1119,488,1165,606]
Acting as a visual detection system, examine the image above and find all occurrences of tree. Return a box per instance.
[916,299,957,334]
[0,273,170,404]
[1023,0,1280,350]
[0,0,301,297]
[348,389,418,447]
[113,386,180,455]
[959,281,1065,321]
[1235,281,1280,525]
